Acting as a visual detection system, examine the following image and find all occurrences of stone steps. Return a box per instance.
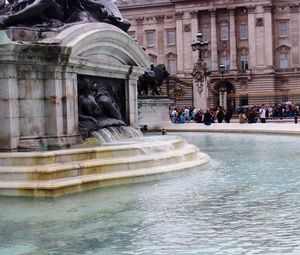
[0,138,185,166]
[0,137,210,197]
[0,144,198,181]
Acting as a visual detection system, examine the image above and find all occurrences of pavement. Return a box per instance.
[157,119,300,136]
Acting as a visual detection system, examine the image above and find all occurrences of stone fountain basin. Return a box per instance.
[0,136,210,197]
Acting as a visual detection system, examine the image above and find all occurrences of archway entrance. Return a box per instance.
[213,81,235,110]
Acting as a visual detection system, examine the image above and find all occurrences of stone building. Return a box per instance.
[117,0,300,110]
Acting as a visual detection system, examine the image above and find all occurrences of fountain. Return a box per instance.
[0,0,210,197]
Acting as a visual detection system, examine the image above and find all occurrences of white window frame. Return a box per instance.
[279,21,288,38]
[280,53,289,68]
[239,24,248,40]
[167,59,177,75]
[240,54,249,72]
[220,25,229,41]
[146,31,155,47]
[166,30,176,46]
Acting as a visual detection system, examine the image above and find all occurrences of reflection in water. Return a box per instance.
[1,133,300,255]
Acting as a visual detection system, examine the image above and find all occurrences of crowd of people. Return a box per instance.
[170,103,299,125]
[237,103,299,124]
[170,106,233,125]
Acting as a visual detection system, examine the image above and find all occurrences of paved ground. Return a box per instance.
[156,119,300,135]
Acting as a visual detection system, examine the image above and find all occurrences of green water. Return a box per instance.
[0,133,300,255]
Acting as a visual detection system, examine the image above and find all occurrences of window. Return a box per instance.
[203,57,211,71]
[167,30,175,45]
[167,59,177,75]
[202,27,210,41]
[279,21,288,38]
[239,24,248,40]
[146,31,155,47]
[240,55,249,72]
[280,53,289,68]
[220,25,229,41]
[221,55,230,70]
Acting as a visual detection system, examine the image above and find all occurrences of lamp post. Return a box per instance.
[191,32,209,110]
[219,64,227,109]
[191,32,209,62]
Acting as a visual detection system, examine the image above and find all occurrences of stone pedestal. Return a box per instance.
[138,98,173,130]
[0,23,150,151]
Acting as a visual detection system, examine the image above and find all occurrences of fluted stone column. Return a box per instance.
[247,6,257,69]
[264,5,273,68]
[210,9,218,71]
[175,11,184,74]
[190,10,199,64]
[290,4,300,66]
[229,8,237,70]
[155,15,165,63]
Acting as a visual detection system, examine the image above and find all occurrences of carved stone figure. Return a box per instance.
[0,0,131,32]
[192,61,207,96]
[78,77,125,139]
[137,64,169,96]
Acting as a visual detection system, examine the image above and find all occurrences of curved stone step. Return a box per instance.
[0,152,210,197]
[0,144,199,181]
[0,137,185,166]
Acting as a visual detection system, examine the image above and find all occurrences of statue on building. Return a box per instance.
[137,64,169,96]
[0,0,131,32]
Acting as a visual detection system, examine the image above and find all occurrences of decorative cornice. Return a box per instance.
[209,8,216,17]
[135,17,144,25]
[289,4,300,13]
[190,10,198,19]
[155,15,165,23]
[175,11,184,20]
[263,5,272,13]
[246,5,256,14]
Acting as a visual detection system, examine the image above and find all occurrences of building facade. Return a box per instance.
[117,0,300,109]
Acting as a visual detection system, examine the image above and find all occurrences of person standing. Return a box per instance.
[259,104,267,123]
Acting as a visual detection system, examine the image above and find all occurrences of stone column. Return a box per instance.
[135,17,144,47]
[229,8,237,70]
[210,9,218,71]
[263,5,273,68]
[290,4,300,66]
[0,63,20,150]
[62,72,79,137]
[155,15,165,64]
[175,11,184,74]
[190,10,199,64]
[127,66,143,128]
[247,6,257,69]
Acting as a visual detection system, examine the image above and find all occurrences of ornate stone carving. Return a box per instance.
[192,61,207,96]
[184,24,191,32]
[155,15,165,23]
[175,11,184,20]
[136,17,144,25]
[190,10,198,19]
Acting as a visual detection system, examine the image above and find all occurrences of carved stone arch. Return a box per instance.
[238,47,249,55]
[42,23,151,68]
[166,52,177,59]
[148,53,158,65]
[276,44,291,53]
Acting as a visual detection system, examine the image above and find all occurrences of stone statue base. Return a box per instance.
[0,23,150,151]
[138,97,174,130]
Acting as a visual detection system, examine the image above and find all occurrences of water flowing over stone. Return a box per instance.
[91,126,143,144]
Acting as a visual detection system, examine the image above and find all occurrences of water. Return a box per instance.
[1,133,300,255]
[91,126,143,144]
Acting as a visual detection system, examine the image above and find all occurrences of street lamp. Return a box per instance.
[219,64,227,93]
[191,32,209,61]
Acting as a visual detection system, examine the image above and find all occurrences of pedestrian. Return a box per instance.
[259,104,267,123]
